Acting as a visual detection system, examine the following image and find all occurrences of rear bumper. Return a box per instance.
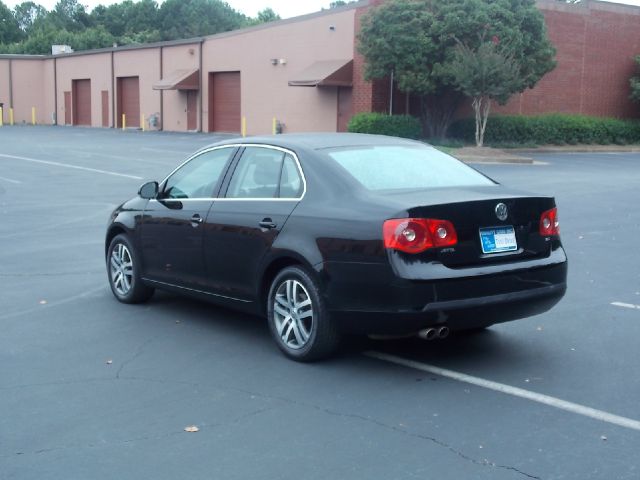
[319,248,567,334]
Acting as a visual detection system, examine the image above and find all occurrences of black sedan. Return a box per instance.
[105,133,567,361]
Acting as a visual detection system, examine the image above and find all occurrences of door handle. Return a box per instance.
[259,218,277,230]
[191,214,203,225]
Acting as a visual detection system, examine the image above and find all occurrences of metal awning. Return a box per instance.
[153,69,199,90]
[288,59,353,87]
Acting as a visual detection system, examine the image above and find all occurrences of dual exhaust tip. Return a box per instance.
[418,326,450,341]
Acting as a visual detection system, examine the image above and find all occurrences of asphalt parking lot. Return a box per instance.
[1,126,639,480]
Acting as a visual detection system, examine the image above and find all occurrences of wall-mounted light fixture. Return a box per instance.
[270,58,278,65]
[329,25,336,31]
[279,58,287,65]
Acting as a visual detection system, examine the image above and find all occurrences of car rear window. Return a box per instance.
[324,145,494,191]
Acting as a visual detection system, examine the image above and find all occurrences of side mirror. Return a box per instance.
[138,181,159,199]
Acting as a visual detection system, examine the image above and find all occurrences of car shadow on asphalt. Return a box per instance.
[141,290,534,371]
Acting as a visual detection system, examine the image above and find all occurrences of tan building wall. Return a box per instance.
[42,59,56,124]
[1,5,358,134]
[161,43,201,132]
[56,53,112,127]
[0,59,10,124]
[202,8,356,134]
[1,59,49,125]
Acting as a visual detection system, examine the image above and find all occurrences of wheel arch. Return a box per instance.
[105,223,129,257]
[258,252,319,316]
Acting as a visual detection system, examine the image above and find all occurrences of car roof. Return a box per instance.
[208,133,426,151]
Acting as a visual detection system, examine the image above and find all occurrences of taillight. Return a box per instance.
[383,218,458,253]
[539,207,560,236]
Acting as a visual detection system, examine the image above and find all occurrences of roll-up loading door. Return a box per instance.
[208,72,240,133]
[117,76,140,128]
[72,79,91,126]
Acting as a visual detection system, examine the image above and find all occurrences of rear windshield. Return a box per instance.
[324,145,494,191]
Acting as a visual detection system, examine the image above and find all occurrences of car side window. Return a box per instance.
[226,147,286,199]
[163,147,234,199]
[279,154,303,198]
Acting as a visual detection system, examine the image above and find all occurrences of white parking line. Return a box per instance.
[611,302,640,310]
[365,351,640,432]
[0,175,21,184]
[0,153,143,180]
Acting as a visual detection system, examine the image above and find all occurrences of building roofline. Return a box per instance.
[537,0,640,15]
[0,1,367,61]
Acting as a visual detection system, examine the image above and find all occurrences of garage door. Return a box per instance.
[117,77,140,128]
[208,72,240,133]
[72,79,91,126]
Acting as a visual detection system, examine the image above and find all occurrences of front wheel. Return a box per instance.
[267,266,341,362]
[107,234,154,304]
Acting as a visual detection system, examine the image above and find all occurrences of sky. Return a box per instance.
[3,0,640,19]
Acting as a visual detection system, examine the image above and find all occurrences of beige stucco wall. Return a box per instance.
[114,49,161,129]
[161,43,201,132]
[0,60,9,124]
[42,59,56,124]
[9,59,47,125]
[202,9,356,134]
[56,53,112,127]
[2,6,357,133]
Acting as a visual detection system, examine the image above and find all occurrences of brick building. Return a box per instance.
[0,0,638,134]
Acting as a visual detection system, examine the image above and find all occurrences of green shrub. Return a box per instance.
[348,113,422,139]
[450,114,640,145]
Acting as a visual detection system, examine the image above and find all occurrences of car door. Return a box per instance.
[139,146,238,290]
[203,145,305,301]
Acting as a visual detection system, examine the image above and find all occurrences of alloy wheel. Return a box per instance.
[110,243,134,296]
[273,279,314,349]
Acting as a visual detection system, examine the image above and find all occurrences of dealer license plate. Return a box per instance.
[479,226,518,254]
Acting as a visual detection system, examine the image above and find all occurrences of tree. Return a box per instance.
[158,0,246,40]
[358,0,556,138]
[13,1,47,35]
[631,55,640,104]
[0,1,22,43]
[447,36,521,146]
[50,0,92,32]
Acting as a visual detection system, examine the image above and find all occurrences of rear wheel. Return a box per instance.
[107,234,154,304]
[267,266,340,362]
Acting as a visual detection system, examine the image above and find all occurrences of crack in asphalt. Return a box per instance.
[53,374,541,479]
[115,337,158,379]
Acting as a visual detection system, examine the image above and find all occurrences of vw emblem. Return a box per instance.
[495,203,508,221]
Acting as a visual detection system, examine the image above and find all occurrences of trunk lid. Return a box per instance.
[377,186,557,268]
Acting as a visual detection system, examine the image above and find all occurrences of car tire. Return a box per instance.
[267,265,341,362]
[107,233,154,304]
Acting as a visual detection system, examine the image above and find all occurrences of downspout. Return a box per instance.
[111,51,115,128]
[199,39,204,132]
[53,57,58,125]
[159,46,163,131]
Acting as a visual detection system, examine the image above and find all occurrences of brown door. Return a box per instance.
[208,72,240,133]
[187,90,197,131]
[72,79,91,126]
[101,90,109,127]
[117,77,140,128]
[64,91,71,125]
[337,87,353,132]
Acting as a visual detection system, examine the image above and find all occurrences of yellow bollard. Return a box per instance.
[272,117,277,135]
[9,108,14,126]
[122,114,126,130]
[242,117,247,137]
[32,107,36,125]
[141,113,145,132]
[0,107,3,127]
